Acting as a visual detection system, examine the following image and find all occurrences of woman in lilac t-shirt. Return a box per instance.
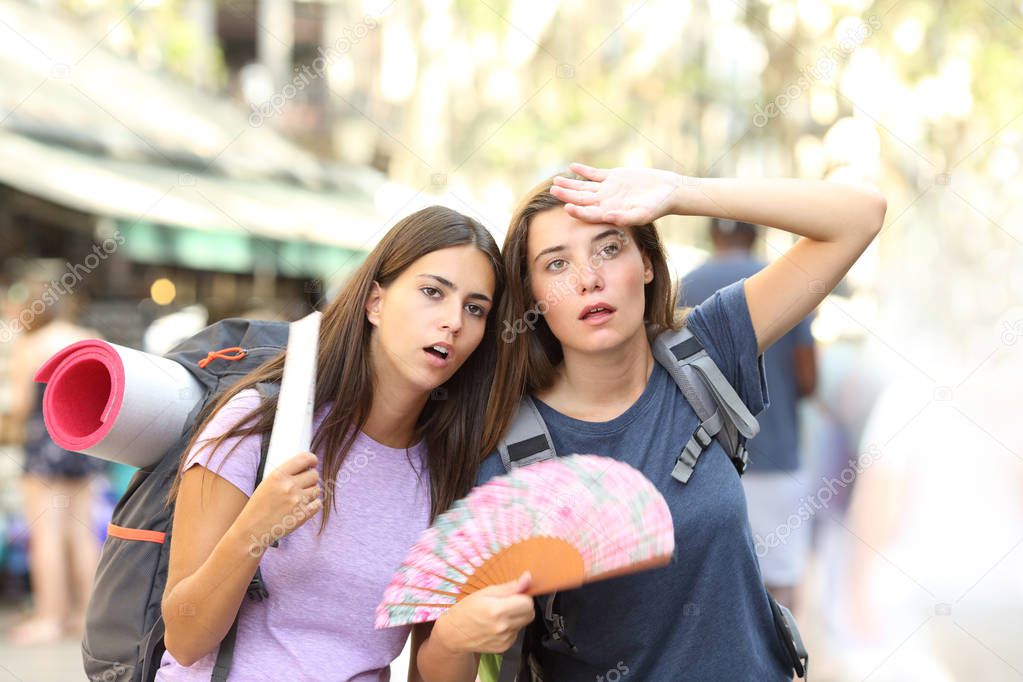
[157,206,511,681]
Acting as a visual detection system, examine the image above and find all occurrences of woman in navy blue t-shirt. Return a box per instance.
[414,163,886,681]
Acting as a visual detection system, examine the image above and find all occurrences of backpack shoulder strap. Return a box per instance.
[494,397,562,681]
[253,381,279,486]
[497,396,558,473]
[651,326,760,483]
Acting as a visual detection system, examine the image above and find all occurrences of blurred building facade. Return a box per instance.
[0,0,393,348]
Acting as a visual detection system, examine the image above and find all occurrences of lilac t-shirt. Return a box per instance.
[157,389,431,681]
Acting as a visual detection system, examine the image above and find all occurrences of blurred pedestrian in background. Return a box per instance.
[678,219,817,613]
[4,262,104,645]
[824,347,1023,681]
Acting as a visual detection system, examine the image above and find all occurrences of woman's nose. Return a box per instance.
[440,304,462,334]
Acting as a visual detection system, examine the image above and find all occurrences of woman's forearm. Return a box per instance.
[672,177,886,241]
[416,620,480,682]
[161,523,263,666]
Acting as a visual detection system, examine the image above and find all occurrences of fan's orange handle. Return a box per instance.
[458,537,586,598]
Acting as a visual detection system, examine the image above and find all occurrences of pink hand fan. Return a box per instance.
[375,454,675,629]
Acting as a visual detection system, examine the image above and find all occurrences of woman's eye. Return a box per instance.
[598,242,621,259]
[466,303,486,317]
[546,258,568,272]
[421,286,442,298]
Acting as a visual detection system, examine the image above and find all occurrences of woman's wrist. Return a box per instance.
[224,516,270,562]
[431,614,467,656]
[670,175,736,219]
[420,618,479,682]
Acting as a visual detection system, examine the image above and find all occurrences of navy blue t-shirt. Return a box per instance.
[680,253,814,472]
[477,280,791,680]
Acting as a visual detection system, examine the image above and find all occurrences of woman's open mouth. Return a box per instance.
[578,303,617,325]
[423,343,452,367]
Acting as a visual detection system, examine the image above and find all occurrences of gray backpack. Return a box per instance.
[80,319,290,682]
[493,325,808,681]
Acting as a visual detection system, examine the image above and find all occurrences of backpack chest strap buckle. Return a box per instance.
[673,412,723,484]
[693,425,712,448]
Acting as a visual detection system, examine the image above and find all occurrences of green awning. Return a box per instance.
[0,129,385,256]
[117,219,365,278]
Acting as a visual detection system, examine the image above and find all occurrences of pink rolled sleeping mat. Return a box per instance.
[34,340,203,468]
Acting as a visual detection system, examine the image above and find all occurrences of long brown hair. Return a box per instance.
[481,174,681,457]
[169,206,504,523]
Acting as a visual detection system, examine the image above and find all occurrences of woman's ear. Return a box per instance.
[365,281,383,326]
[642,252,654,284]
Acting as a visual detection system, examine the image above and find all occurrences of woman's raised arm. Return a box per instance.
[550,162,886,354]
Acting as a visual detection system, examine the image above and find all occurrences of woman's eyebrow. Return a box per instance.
[417,274,492,303]
[532,229,624,264]
[533,244,566,263]
[592,228,625,243]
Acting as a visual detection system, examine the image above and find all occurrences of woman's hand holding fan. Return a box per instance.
[376,454,675,629]
[431,571,535,654]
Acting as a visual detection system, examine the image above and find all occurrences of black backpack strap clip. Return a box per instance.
[768,593,809,678]
[245,568,269,602]
[540,593,575,651]
[733,441,750,476]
